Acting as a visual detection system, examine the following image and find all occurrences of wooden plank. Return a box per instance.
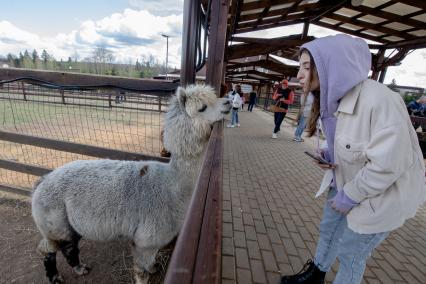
[0,68,179,95]
[193,122,223,283]
[0,159,52,176]
[180,0,200,86]
[206,0,231,94]
[0,131,170,163]
[0,183,32,196]
[164,122,220,283]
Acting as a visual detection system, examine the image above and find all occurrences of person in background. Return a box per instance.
[272,79,294,139]
[407,95,426,116]
[240,92,246,111]
[227,84,242,128]
[293,92,314,142]
[248,90,257,112]
[280,34,425,284]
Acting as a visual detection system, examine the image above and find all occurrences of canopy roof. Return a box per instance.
[217,0,426,84]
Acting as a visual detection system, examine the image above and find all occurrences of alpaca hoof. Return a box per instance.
[51,274,64,284]
[134,270,150,284]
[73,264,91,276]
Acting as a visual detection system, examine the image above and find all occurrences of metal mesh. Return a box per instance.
[0,81,171,189]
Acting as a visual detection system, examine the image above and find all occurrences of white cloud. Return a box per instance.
[0,9,183,68]
[128,0,183,16]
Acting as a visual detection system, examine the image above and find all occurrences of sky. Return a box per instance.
[0,0,425,87]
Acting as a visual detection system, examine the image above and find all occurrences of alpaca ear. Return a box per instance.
[176,87,187,108]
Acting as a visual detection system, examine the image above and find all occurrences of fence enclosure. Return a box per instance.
[0,68,176,195]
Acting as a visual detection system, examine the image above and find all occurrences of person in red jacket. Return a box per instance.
[272,79,294,138]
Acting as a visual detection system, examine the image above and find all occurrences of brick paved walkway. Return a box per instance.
[221,108,426,284]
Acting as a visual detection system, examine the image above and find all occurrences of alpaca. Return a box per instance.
[31,85,231,284]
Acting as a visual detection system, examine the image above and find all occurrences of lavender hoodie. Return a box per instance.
[301,34,371,164]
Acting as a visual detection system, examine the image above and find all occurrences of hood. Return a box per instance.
[301,34,371,116]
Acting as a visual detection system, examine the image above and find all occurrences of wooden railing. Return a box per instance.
[164,122,223,284]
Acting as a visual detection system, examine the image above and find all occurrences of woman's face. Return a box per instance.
[297,51,319,94]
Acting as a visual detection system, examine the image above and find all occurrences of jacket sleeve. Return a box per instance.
[343,123,414,203]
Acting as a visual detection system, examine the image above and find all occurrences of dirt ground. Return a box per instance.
[0,192,172,284]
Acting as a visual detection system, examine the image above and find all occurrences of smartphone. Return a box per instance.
[304,151,332,165]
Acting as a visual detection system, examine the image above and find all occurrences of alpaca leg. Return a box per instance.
[132,245,159,283]
[58,235,91,276]
[37,238,64,284]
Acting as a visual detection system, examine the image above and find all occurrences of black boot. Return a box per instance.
[281,259,326,284]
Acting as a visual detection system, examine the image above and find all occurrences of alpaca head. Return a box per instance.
[164,85,231,158]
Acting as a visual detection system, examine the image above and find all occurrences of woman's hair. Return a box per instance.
[300,48,320,137]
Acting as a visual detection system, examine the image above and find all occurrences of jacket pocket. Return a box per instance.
[336,136,367,164]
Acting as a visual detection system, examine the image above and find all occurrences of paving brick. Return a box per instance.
[266,271,281,284]
[236,248,250,269]
[223,222,233,238]
[250,259,267,283]
[281,237,298,256]
[245,225,258,241]
[266,228,281,244]
[271,243,290,264]
[222,255,236,280]
[222,237,235,256]
[233,217,244,232]
[261,250,279,272]
[223,210,232,223]
[254,219,267,234]
[257,233,273,251]
[237,268,253,283]
[243,213,255,226]
[375,259,404,281]
[234,230,247,248]
[290,232,306,249]
[247,240,262,260]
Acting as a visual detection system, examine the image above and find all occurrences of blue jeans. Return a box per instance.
[314,188,389,284]
[273,112,286,133]
[294,115,306,138]
[231,108,239,125]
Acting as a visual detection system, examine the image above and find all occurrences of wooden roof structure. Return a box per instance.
[221,0,426,84]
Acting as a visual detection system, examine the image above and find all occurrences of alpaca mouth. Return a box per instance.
[221,110,231,114]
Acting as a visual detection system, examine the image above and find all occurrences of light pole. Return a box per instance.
[161,34,170,80]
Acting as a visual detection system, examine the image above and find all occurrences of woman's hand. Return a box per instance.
[328,189,359,214]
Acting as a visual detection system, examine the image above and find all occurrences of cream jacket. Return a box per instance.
[326,79,426,234]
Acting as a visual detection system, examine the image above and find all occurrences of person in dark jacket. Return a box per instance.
[248,90,257,112]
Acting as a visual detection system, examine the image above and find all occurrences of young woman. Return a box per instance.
[281,34,425,284]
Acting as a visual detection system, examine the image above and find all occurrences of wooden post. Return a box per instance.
[206,0,230,95]
[21,82,27,101]
[158,96,162,112]
[60,89,65,104]
[180,0,201,86]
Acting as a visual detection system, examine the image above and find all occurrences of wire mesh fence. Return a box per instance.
[0,79,173,190]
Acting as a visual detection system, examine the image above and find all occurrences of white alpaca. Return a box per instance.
[31,85,231,284]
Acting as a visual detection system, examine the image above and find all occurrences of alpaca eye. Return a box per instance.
[198,104,207,112]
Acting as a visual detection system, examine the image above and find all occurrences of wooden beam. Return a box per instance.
[227,36,312,60]
[181,0,201,86]
[343,2,425,28]
[0,159,52,176]
[227,60,298,76]
[0,183,31,196]
[0,130,169,163]
[313,21,389,44]
[238,2,323,22]
[241,0,292,11]
[325,13,416,40]
[237,9,316,30]
[0,68,178,95]
[227,70,284,81]
[369,36,426,49]
[206,0,231,94]
[235,19,305,34]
